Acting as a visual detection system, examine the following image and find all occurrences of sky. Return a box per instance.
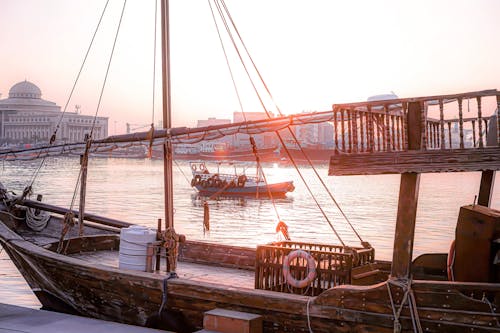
[1,0,499,134]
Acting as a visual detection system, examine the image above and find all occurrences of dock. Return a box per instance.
[0,303,166,333]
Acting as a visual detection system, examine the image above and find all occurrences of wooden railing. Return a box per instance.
[331,90,499,153]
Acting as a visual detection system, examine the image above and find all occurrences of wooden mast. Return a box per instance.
[390,101,423,279]
[160,0,174,232]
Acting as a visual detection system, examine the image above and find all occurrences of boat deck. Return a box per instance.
[70,250,255,289]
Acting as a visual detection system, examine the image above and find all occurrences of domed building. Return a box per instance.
[0,80,108,143]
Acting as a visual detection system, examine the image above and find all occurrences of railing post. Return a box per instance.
[334,108,339,151]
[477,96,484,148]
[458,98,464,149]
[385,105,391,151]
[367,105,374,152]
[340,109,346,152]
[439,99,445,149]
[497,94,500,146]
[351,108,358,153]
[402,102,408,150]
[359,110,365,152]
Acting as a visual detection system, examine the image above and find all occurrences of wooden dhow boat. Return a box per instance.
[1,0,500,332]
[1,89,499,332]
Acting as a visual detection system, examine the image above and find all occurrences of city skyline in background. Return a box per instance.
[1,0,500,135]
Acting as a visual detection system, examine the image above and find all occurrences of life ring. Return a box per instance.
[447,239,456,281]
[237,175,247,188]
[191,164,197,172]
[283,249,317,288]
[199,164,206,172]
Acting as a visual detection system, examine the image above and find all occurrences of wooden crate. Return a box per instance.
[255,241,374,296]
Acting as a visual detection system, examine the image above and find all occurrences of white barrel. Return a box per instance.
[119,225,157,271]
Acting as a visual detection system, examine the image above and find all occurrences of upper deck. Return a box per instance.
[328,90,500,175]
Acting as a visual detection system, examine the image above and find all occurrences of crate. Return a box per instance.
[255,241,375,296]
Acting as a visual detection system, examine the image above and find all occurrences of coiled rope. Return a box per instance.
[26,207,50,232]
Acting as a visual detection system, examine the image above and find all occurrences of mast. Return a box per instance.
[161,0,174,229]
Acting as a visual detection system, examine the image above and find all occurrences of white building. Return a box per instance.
[0,81,108,144]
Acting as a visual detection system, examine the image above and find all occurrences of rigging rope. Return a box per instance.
[58,0,128,251]
[213,0,347,246]
[219,0,368,245]
[24,0,111,195]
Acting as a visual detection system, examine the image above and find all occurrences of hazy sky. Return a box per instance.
[1,0,499,134]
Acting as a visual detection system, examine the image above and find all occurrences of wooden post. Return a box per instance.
[497,94,500,146]
[156,218,162,271]
[478,170,496,207]
[390,115,396,150]
[402,102,408,150]
[359,110,365,152]
[477,96,483,148]
[439,99,445,149]
[376,115,382,151]
[458,98,464,149]
[396,115,401,150]
[367,105,374,152]
[352,109,358,152]
[472,120,477,147]
[384,105,391,151]
[391,101,422,279]
[334,108,339,150]
[347,109,353,152]
[341,109,346,152]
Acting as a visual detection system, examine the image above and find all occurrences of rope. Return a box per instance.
[58,0,127,252]
[173,159,192,188]
[211,1,346,246]
[158,272,177,315]
[221,0,364,244]
[23,0,111,193]
[26,207,50,231]
[151,0,158,127]
[306,297,314,333]
[386,279,422,333]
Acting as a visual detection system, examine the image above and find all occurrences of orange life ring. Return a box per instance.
[283,249,317,288]
[191,164,197,172]
[447,239,456,281]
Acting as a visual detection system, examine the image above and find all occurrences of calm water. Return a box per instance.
[0,157,499,308]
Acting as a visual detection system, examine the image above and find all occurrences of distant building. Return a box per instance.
[293,122,334,148]
[197,117,232,152]
[232,111,277,148]
[0,80,108,144]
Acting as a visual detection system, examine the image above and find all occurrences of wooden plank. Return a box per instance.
[328,147,500,175]
[23,200,132,229]
[391,101,422,279]
[478,170,496,207]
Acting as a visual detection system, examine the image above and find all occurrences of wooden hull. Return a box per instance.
[2,215,500,332]
[194,181,295,198]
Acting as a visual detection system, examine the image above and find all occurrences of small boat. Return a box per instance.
[189,161,294,198]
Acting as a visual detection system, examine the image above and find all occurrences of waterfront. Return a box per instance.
[1,156,499,308]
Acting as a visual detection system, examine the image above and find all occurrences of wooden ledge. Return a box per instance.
[329,147,500,175]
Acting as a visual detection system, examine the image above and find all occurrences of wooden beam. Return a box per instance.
[478,170,496,207]
[328,147,500,176]
[390,101,422,279]
[23,200,132,229]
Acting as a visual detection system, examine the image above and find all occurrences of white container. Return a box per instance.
[119,225,157,271]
